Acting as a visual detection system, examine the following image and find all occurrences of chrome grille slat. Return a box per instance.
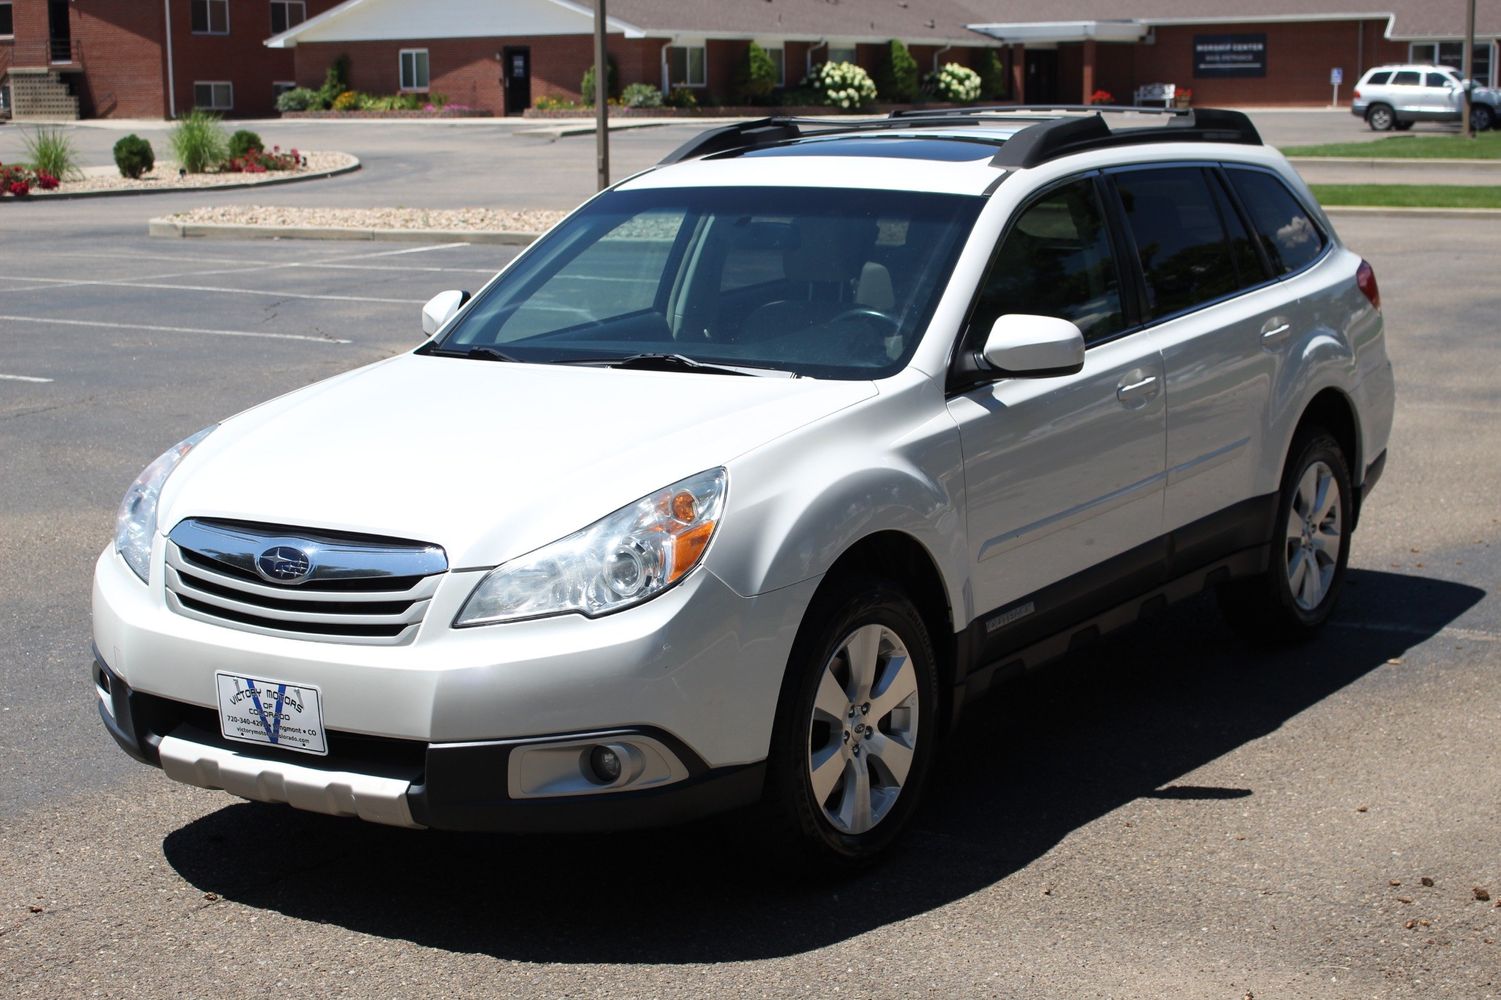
[164,519,448,647]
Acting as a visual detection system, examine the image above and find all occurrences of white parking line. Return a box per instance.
[0,315,351,344]
[0,372,54,383]
[1333,621,1501,643]
[0,275,423,304]
[333,242,474,259]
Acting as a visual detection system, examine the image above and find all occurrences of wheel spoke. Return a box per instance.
[812,667,848,723]
[1296,467,1318,518]
[868,655,917,721]
[1285,508,1304,544]
[866,732,914,787]
[842,625,883,702]
[1312,469,1338,525]
[1299,556,1324,606]
[1288,547,1309,596]
[809,744,847,805]
[837,756,873,833]
[1311,524,1341,560]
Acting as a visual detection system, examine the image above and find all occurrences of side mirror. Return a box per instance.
[981,314,1085,377]
[421,289,470,337]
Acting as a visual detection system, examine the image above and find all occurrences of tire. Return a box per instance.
[1366,104,1396,131]
[762,577,939,869]
[1470,104,1495,132]
[1219,430,1354,642]
[1394,121,1414,131]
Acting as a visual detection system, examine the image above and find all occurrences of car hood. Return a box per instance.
[159,354,876,568]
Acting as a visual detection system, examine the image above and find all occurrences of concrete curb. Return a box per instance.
[1288,156,1501,171]
[148,219,539,244]
[1322,205,1501,219]
[24,156,361,201]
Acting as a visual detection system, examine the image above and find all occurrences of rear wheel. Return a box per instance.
[1366,104,1396,131]
[1219,430,1353,641]
[1470,104,1495,132]
[764,578,938,868]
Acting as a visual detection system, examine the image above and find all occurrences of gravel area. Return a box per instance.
[29,151,355,195]
[164,204,570,233]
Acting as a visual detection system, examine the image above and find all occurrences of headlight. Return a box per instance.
[114,426,216,582]
[455,468,727,627]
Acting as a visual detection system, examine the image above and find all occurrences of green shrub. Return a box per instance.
[169,109,228,173]
[275,87,320,112]
[112,134,155,179]
[318,55,350,107]
[332,90,362,111]
[779,86,822,107]
[927,62,981,103]
[227,129,264,158]
[23,127,80,181]
[665,86,698,109]
[876,40,920,102]
[534,95,587,111]
[427,92,449,109]
[581,57,618,104]
[979,48,1008,100]
[805,62,878,109]
[621,83,664,108]
[734,42,778,104]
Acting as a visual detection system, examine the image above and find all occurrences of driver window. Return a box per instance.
[971,178,1125,345]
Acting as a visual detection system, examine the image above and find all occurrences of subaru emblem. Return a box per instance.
[256,545,314,584]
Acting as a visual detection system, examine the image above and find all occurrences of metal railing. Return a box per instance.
[6,38,83,68]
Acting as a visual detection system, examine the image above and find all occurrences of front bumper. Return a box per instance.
[95,655,766,831]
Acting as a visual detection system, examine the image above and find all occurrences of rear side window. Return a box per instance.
[1113,167,1244,318]
[1364,71,1392,85]
[1225,169,1326,275]
[1392,71,1421,86]
[972,178,1125,343]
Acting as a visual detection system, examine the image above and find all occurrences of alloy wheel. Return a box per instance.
[806,623,920,835]
[1285,460,1343,610]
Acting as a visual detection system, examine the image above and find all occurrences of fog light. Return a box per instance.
[587,744,623,784]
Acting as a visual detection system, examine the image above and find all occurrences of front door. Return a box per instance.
[1024,50,1058,104]
[948,176,1166,660]
[503,47,531,115]
[48,0,72,63]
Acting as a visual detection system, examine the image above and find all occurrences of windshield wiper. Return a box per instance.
[465,346,524,363]
[613,353,754,376]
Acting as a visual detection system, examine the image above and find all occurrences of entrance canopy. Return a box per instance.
[967,20,1150,44]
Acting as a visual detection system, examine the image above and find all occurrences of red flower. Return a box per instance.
[8,180,31,196]
[34,172,59,190]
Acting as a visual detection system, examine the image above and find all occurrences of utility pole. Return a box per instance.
[1462,0,1477,138]
[594,0,610,189]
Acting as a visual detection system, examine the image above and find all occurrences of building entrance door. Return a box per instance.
[1024,49,1058,103]
[503,47,532,115]
[48,0,72,63]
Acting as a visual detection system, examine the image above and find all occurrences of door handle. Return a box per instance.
[1261,318,1292,347]
[1116,373,1160,405]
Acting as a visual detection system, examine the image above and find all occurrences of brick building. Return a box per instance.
[268,0,1500,114]
[0,0,338,119]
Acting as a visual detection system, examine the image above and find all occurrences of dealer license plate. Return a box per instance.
[215,672,328,756]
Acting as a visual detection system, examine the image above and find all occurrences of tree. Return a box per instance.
[979,48,1008,101]
[580,56,619,104]
[735,42,778,104]
[876,40,920,102]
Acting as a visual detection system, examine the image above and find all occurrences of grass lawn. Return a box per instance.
[1282,131,1501,159]
[1309,183,1501,208]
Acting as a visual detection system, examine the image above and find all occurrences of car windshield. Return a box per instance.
[432,186,982,379]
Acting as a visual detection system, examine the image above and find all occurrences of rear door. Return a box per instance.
[1387,69,1424,114]
[948,175,1166,646]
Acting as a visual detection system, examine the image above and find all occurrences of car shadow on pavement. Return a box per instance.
[163,568,1483,963]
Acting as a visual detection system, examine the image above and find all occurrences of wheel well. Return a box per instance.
[820,531,956,691]
[1293,388,1362,518]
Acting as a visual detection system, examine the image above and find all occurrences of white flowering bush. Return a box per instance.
[929,62,982,103]
[807,61,878,109]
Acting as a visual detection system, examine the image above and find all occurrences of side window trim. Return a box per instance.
[1218,163,1334,282]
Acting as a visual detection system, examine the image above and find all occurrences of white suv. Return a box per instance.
[1351,63,1499,131]
[93,108,1395,864]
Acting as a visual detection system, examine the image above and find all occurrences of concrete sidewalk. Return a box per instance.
[1289,156,1501,186]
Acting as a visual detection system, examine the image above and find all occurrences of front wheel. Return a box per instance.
[763,578,939,868]
[1367,104,1396,131]
[1219,431,1354,641]
[1471,104,1495,132]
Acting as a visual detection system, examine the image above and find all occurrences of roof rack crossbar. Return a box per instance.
[655,107,1263,169]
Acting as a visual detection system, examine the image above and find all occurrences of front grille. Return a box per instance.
[165,518,448,646]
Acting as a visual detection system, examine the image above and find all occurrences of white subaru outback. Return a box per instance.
[93,108,1395,864]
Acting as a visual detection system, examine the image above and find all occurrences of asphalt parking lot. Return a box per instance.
[2,116,1499,998]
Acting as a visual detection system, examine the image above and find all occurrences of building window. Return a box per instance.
[400,49,430,91]
[270,1,306,35]
[193,81,234,111]
[828,45,858,65]
[191,0,229,35]
[761,44,786,86]
[0,2,13,38]
[1409,40,1494,86]
[666,45,707,87]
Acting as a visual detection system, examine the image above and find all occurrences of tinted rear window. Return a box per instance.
[1114,167,1245,318]
[1226,169,1326,275]
[1392,71,1421,86]
[1364,71,1392,85]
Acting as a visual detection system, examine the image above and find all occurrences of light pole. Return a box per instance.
[594,0,610,188]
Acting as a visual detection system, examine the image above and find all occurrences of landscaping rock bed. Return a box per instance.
[25,151,356,196]
[162,205,568,233]
[281,110,492,119]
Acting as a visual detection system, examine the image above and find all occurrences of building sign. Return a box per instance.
[1193,33,1267,78]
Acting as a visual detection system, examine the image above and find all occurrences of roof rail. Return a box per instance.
[991,108,1262,168]
[656,106,1262,169]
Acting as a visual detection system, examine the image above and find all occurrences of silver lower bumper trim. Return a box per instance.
[157,732,423,829]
